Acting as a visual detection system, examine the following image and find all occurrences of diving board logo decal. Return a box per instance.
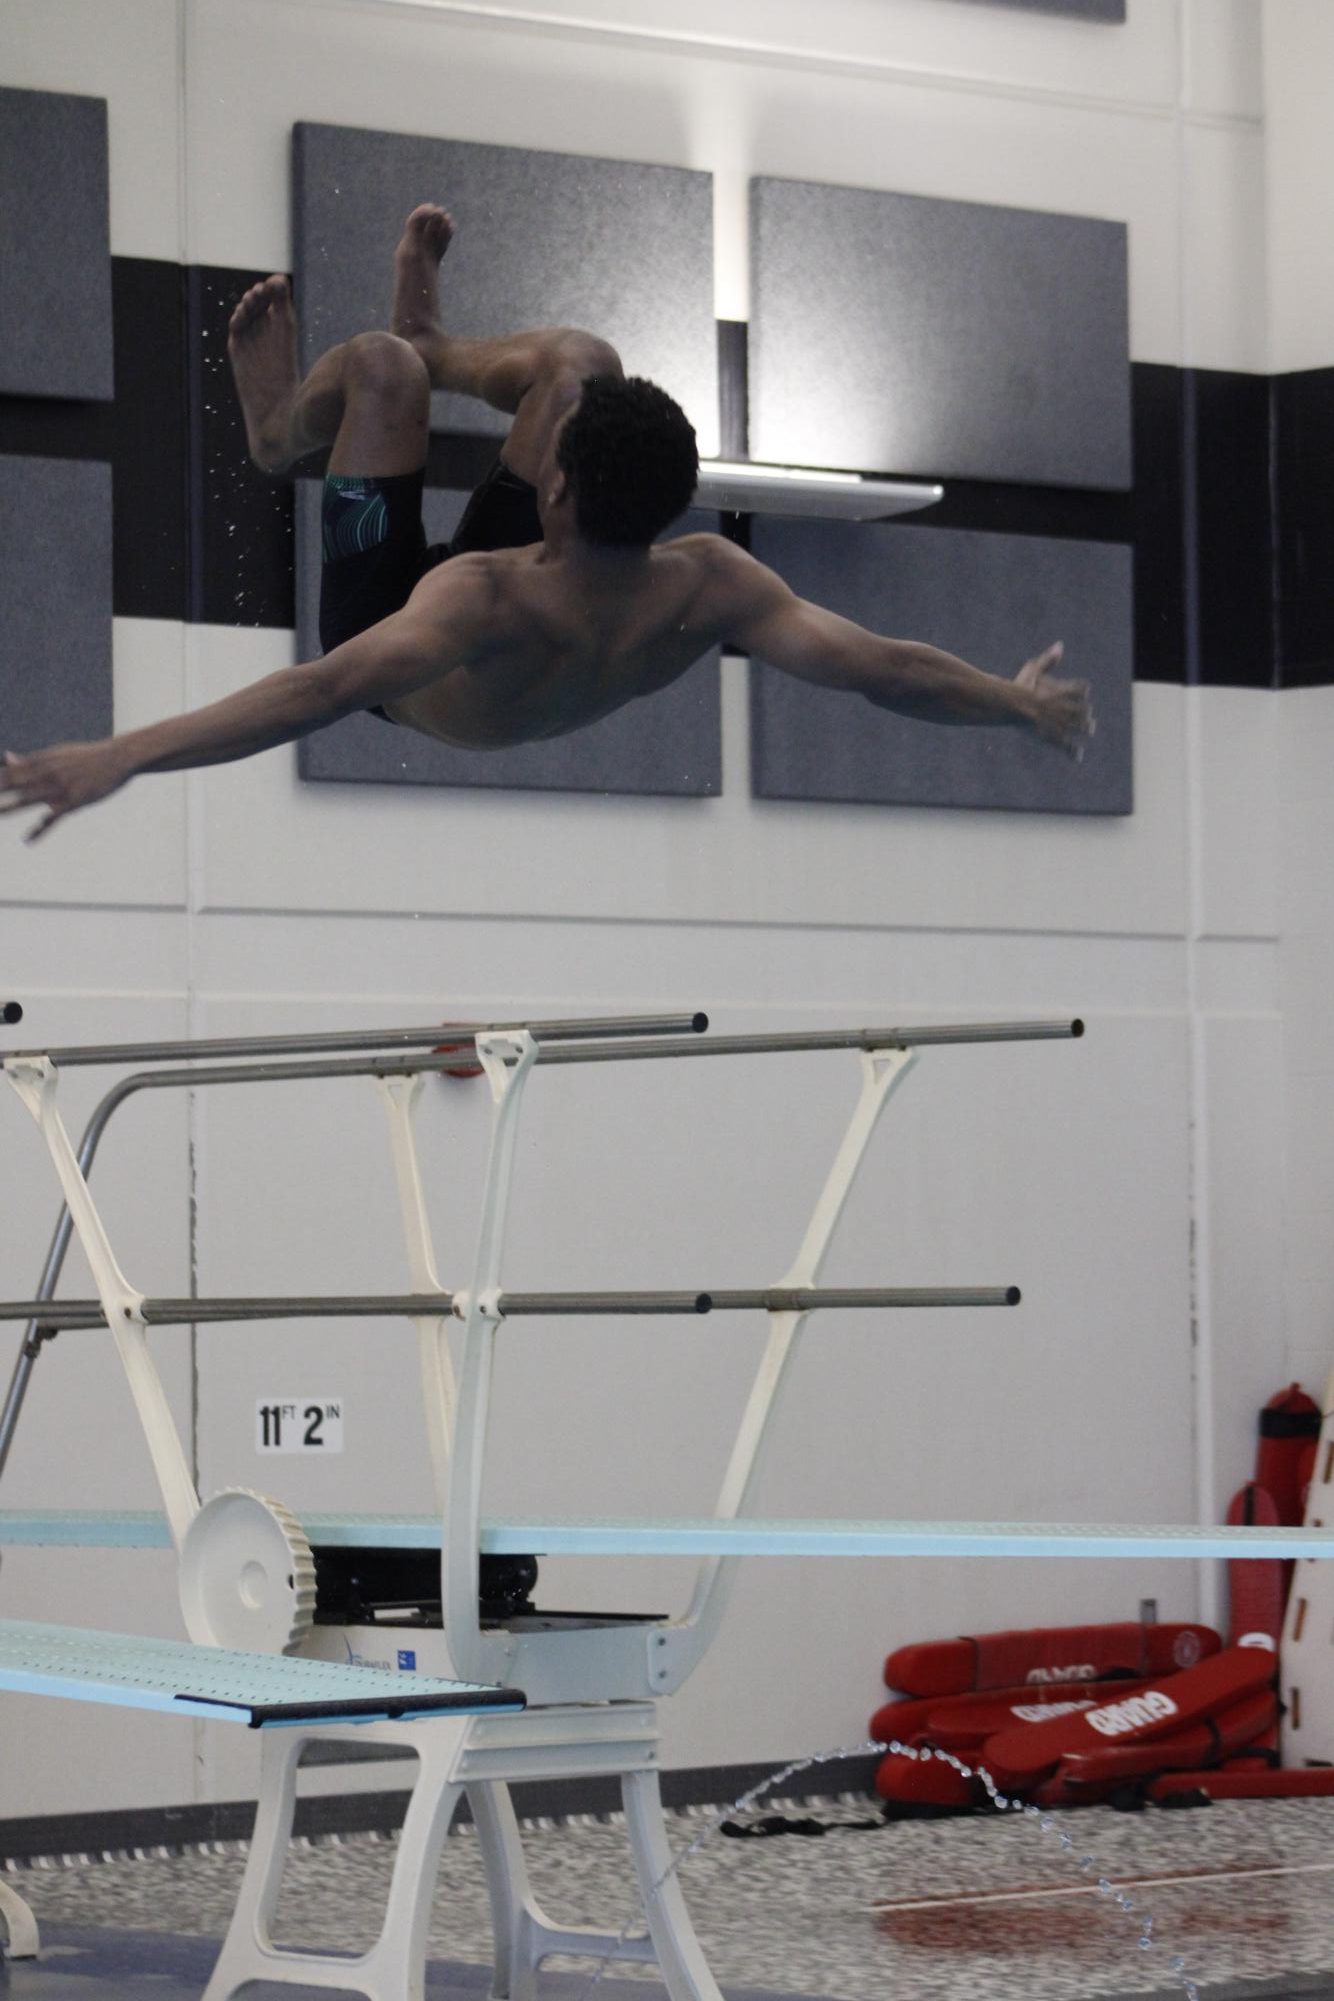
[256,1398,344,1453]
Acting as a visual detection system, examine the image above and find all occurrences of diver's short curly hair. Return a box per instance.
[556,374,699,547]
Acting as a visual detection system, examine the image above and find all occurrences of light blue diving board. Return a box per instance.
[4,1510,1334,1561]
[487,1517,1334,1560]
[0,1620,524,1728]
[0,1511,172,1548]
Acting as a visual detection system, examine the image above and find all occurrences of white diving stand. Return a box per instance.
[0,1618,521,1976]
[0,1881,38,1961]
[3,1008,1331,2000]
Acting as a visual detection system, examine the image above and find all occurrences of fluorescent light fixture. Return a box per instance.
[695,461,944,522]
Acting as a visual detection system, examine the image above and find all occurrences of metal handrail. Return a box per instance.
[31,1020,1083,1098]
[538,1019,1084,1063]
[0,1010,702,1477]
[1,1010,708,1069]
[0,1009,1077,1480]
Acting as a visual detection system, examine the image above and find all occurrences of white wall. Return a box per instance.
[1263,0,1334,377]
[0,0,1290,1820]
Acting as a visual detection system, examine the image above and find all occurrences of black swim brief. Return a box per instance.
[317,458,542,720]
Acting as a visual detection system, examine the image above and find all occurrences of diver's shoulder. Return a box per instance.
[663,532,780,618]
[660,529,740,566]
[416,545,536,615]
[657,530,753,597]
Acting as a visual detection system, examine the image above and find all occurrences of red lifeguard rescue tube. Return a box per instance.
[1036,1687,1278,1798]
[1257,1384,1322,1526]
[908,1682,1153,1752]
[983,1647,1277,1790]
[1225,1482,1284,1652]
[873,1752,978,1811]
[884,1622,1219,1697]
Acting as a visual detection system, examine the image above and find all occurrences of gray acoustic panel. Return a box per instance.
[295,482,722,796]
[0,88,112,401]
[750,178,1129,491]
[0,458,113,749]
[748,518,1131,815]
[293,124,718,455]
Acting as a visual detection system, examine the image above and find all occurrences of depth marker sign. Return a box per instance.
[256,1399,344,1454]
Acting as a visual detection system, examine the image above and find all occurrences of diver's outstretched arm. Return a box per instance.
[1,564,494,840]
[711,541,1093,755]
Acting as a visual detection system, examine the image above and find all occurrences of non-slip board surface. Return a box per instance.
[749,517,1132,815]
[0,1620,518,1724]
[293,123,718,454]
[749,177,1130,490]
[296,481,722,795]
[0,88,113,401]
[0,457,113,750]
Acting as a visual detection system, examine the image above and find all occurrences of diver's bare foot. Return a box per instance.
[391,203,455,344]
[227,275,301,473]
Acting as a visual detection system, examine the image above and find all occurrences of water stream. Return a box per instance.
[569,1734,1198,2001]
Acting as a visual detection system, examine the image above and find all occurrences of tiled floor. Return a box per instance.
[9,1793,1334,2001]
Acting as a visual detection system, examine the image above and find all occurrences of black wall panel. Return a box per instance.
[1192,369,1275,688]
[1274,369,1334,688]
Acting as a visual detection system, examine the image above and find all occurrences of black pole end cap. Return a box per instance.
[1070,1018,1085,1038]
[694,1292,713,1313]
[1005,1286,1022,1306]
[1,1002,21,1026]
[691,1012,709,1034]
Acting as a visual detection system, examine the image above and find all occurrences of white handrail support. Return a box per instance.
[3,1058,200,1548]
[673,1048,917,1678]
[0,1882,38,1961]
[378,1071,456,1511]
[446,1032,540,1686]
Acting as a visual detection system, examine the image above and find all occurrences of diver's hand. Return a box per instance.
[1014,642,1095,758]
[0,741,135,841]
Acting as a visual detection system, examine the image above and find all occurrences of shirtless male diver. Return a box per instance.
[1,204,1093,840]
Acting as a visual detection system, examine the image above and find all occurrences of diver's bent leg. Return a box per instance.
[229,276,429,476]
[389,203,620,424]
[322,331,431,477]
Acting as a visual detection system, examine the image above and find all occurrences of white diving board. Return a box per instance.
[4,1510,1334,1561]
[0,1619,524,1728]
